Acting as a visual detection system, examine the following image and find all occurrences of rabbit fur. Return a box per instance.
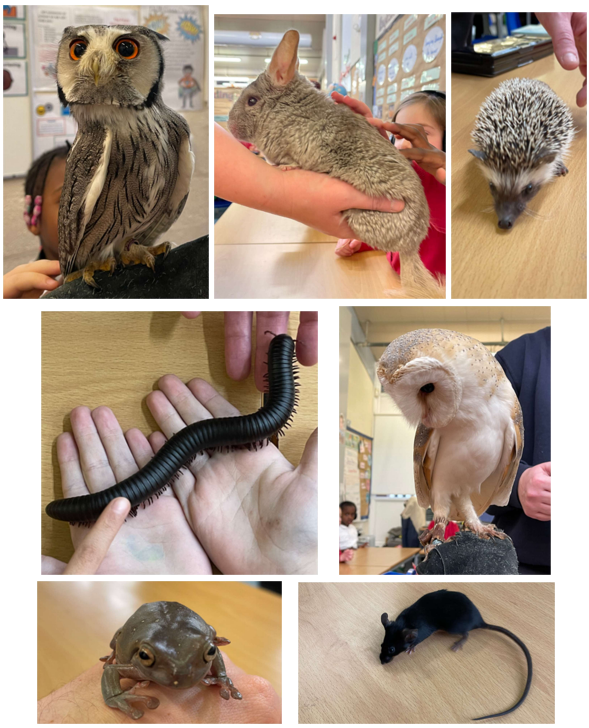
[228,29,443,298]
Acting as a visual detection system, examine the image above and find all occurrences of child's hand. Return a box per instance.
[335,238,363,257]
[384,122,446,184]
[3,259,62,298]
[339,549,354,562]
[331,93,390,139]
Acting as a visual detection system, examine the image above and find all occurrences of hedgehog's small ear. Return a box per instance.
[532,148,557,167]
[468,149,486,161]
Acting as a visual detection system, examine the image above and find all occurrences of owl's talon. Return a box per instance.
[464,522,506,540]
[120,242,156,271]
[151,241,172,258]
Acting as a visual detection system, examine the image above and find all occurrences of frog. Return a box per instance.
[100,601,243,720]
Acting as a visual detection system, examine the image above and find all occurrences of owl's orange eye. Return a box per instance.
[115,38,139,59]
[69,39,88,61]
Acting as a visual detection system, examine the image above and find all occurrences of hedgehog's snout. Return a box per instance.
[498,217,514,230]
[494,199,524,232]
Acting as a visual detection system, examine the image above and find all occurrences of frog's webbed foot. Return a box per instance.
[104,691,160,720]
[201,675,243,700]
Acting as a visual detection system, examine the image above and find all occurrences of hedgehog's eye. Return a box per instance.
[522,183,534,196]
[489,182,496,192]
[420,383,435,393]
[247,97,258,107]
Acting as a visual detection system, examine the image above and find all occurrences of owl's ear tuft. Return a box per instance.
[152,30,169,42]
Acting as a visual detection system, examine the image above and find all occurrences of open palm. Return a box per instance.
[146,375,318,574]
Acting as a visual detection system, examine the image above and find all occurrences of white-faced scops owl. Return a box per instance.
[377,329,524,550]
[56,25,194,286]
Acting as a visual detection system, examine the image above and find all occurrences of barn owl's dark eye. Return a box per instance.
[69,39,88,60]
[420,383,435,393]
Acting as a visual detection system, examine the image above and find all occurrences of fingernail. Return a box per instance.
[111,498,130,515]
[563,52,578,65]
[390,200,405,212]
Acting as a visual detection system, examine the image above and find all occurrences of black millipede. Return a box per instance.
[45,333,298,524]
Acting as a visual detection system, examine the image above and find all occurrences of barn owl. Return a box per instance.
[377,329,523,550]
[56,25,194,286]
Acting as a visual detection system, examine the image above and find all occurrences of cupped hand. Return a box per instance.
[3,259,62,299]
[145,376,318,574]
[537,12,587,106]
[37,653,281,724]
[181,312,318,391]
[44,405,213,575]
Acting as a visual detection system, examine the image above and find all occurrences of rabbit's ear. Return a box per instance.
[268,29,300,86]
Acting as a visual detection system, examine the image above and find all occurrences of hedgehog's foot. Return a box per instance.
[120,241,168,271]
[278,164,300,171]
[65,257,117,288]
[463,519,506,540]
[555,161,569,177]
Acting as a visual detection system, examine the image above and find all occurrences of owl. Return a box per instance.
[56,25,194,287]
[377,329,524,551]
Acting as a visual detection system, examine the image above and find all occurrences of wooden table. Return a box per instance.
[339,547,420,575]
[38,581,282,700]
[299,582,554,724]
[214,205,401,298]
[452,55,587,299]
[42,311,317,564]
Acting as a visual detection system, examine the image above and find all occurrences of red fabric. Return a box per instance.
[355,163,446,277]
[428,520,460,540]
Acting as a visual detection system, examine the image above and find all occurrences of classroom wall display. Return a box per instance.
[372,14,445,120]
[3,6,25,20]
[3,21,26,58]
[343,428,373,520]
[142,5,205,112]
[3,58,26,95]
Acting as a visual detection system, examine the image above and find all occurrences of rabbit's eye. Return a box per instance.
[247,97,258,107]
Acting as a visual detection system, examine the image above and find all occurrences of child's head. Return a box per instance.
[393,91,446,151]
[340,501,357,526]
[24,144,69,260]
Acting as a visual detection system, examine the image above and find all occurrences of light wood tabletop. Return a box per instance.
[214,204,401,298]
[42,311,317,564]
[339,547,421,573]
[37,581,282,700]
[451,55,587,299]
[299,582,554,724]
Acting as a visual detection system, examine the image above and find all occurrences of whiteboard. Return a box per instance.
[372,415,415,494]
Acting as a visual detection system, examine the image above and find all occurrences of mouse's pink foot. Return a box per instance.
[405,645,417,655]
[451,634,469,652]
[464,521,506,540]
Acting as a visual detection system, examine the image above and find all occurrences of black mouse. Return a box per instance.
[380,589,532,721]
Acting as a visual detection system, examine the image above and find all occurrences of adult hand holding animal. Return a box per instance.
[215,123,405,239]
[331,93,446,184]
[536,12,587,107]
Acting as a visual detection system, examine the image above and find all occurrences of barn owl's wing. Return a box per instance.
[472,397,525,515]
[413,424,440,509]
[58,127,112,276]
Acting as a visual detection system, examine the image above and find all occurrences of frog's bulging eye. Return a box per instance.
[137,646,155,666]
[204,644,217,662]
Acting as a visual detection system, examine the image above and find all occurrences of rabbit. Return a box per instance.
[228,29,444,299]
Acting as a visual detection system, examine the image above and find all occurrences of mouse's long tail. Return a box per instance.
[385,252,445,299]
[472,623,533,721]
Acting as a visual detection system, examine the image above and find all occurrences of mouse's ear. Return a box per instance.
[267,29,299,87]
[402,628,418,644]
[381,613,391,628]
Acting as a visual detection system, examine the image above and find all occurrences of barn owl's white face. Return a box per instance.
[378,355,462,429]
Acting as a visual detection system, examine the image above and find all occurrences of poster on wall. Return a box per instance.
[141,6,205,112]
[30,5,139,91]
[32,91,77,156]
[3,22,26,58]
[3,59,27,95]
[343,428,372,520]
[3,6,26,20]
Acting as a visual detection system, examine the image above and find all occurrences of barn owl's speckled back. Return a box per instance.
[376,328,523,532]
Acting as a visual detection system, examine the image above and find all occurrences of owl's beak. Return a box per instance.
[92,58,101,86]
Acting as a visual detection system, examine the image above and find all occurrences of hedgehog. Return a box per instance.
[469,77,574,231]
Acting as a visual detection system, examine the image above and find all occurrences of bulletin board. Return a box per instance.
[342,427,373,520]
[213,86,243,129]
[373,13,445,120]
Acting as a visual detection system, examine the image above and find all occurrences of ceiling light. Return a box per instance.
[264,57,308,64]
[214,56,241,63]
